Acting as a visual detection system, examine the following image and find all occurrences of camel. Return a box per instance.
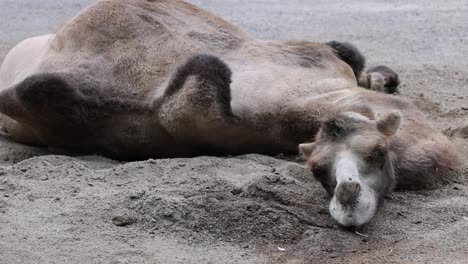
[0,0,460,226]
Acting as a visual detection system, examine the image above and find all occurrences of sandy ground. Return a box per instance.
[1,0,468,263]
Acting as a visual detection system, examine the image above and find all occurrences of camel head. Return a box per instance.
[300,110,401,226]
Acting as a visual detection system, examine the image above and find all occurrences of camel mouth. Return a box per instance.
[335,181,361,206]
[329,184,378,227]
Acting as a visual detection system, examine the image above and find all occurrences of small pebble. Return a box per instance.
[130,190,146,200]
[231,188,243,195]
[112,216,137,227]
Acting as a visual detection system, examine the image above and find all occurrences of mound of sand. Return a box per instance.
[0,130,467,263]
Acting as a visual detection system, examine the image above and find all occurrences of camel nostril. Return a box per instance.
[351,182,360,193]
[335,181,361,205]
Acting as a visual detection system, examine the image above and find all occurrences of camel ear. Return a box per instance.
[377,111,401,136]
[299,143,316,158]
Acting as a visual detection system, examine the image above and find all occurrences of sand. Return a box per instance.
[0,0,467,263]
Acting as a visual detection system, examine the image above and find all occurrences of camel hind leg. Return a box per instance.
[159,54,238,153]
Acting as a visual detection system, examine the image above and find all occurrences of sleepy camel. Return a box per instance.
[0,0,460,226]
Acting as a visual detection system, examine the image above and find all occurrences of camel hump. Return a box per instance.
[0,72,150,126]
[164,54,233,117]
[19,73,86,114]
[159,54,237,150]
[0,73,94,127]
[326,41,366,80]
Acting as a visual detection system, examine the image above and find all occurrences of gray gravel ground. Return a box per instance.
[0,1,467,263]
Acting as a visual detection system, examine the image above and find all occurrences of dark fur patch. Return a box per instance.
[15,73,151,125]
[16,73,88,124]
[367,65,401,94]
[165,54,233,117]
[326,41,366,79]
[16,73,80,104]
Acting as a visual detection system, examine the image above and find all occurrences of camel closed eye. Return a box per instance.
[364,145,387,165]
